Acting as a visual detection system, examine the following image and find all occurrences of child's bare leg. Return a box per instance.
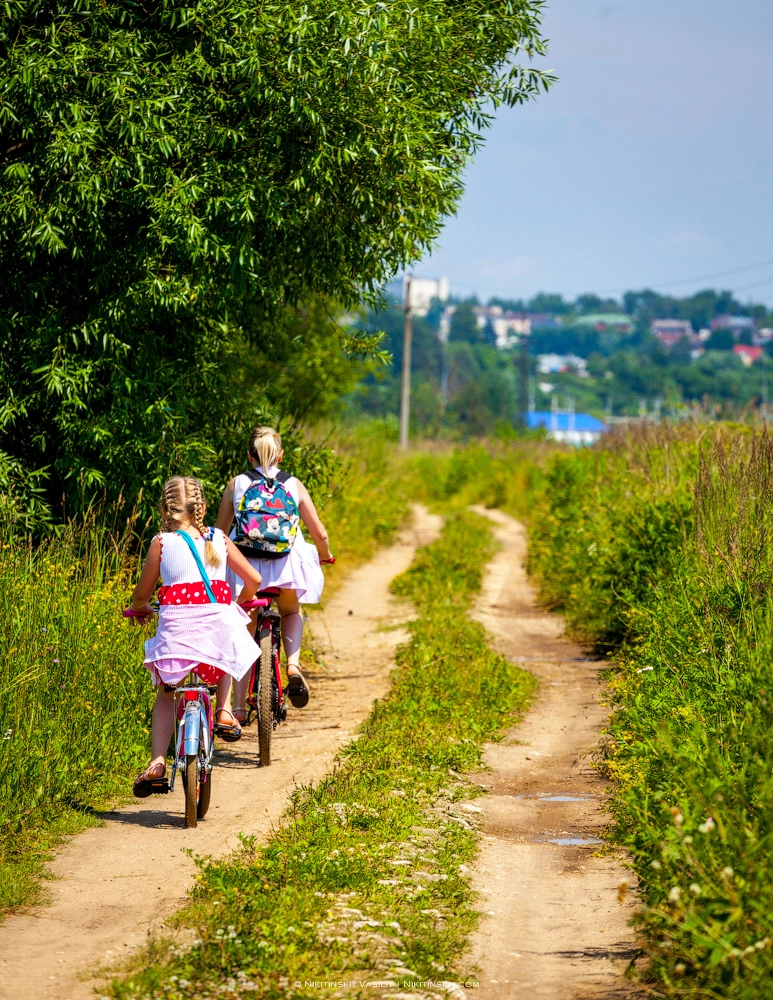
[277,589,303,671]
[149,686,176,767]
[232,611,258,722]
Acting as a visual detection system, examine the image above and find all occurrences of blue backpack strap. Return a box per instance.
[176,530,217,604]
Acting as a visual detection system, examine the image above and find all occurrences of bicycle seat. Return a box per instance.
[257,588,280,598]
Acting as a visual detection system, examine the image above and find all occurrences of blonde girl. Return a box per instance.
[215,426,333,715]
[130,476,262,796]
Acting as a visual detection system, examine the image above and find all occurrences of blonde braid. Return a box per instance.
[190,480,221,568]
[160,477,187,532]
[160,476,221,568]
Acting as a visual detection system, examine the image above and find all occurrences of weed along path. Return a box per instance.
[466,507,641,1000]
[0,506,442,1000]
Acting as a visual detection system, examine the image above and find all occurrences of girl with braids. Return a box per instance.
[129,476,261,797]
[216,426,334,714]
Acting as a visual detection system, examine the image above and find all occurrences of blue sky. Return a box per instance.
[419,0,773,307]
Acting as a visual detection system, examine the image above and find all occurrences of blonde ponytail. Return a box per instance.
[160,476,222,568]
[248,426,282,474]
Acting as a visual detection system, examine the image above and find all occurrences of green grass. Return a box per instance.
[521,424,773,998]
[107,510,535,1000]
[0,514,155,913]
[0,429,415,917]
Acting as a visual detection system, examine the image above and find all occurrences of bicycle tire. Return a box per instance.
[258,632,273,767]
[197,767,211,820]
[183,754,198,828]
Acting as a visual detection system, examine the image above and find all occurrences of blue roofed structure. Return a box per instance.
[527,410,607,445]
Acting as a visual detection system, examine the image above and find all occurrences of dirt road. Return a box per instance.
[467,507,641,999]
[0,507,441,1000]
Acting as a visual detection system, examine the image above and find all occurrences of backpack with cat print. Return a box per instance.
[233,471,300,559]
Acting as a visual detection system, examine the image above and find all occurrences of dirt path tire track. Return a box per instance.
[467,507,643,1000]
[0,506,442,1000]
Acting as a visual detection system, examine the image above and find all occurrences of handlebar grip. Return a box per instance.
[320,556,336,565]
[123,608,152,619]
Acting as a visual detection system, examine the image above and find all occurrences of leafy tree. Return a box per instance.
[449,302,482,344]
[705,329,735,352]
[528,293,571,314]
[0,0,552,511]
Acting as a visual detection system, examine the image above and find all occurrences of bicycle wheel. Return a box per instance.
[183,754,198,828]
[258,632,273,767]
[197,767,211,820]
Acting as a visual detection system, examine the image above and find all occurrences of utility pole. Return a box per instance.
[399,277,413,449]
[518,333,529,430]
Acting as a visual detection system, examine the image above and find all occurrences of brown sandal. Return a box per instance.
[133,761,168,798]
[214,708,242,743]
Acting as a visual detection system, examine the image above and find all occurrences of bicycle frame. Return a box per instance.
[169,681,215,791]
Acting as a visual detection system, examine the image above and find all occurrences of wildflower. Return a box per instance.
[649,859,662,870]
[721,866,734,879]
[53,659,60,663]
[636,666,654,674]
[683,835,693,844]
[673,813,684,828]
[668,887,681,903]
[689,883,701,896]
[756,938,771,950]
[674,962,686,975]
[698,817,716,834]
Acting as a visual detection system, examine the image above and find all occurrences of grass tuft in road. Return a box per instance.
[109,510,535,999]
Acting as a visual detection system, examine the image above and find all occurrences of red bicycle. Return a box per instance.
[240,589,286,767]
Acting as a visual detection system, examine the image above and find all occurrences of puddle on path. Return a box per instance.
[517,793,598,803]
[537,836,604,847]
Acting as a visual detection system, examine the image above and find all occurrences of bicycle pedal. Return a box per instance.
[149,778,170,794]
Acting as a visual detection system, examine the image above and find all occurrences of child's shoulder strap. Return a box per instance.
[175,530,217,604]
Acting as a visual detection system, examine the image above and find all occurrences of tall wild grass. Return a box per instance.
[0,511,153,910]
[527,423,773,998]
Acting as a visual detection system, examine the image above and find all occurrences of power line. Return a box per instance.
[416,255,773,303]
[597,256,773,295]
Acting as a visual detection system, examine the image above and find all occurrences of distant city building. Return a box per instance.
[472,306,530,349]
[710,315,755,335]
[439,303,530,347]
[651,319,694,348]
[574,313,633,334]
[733,344,763,366]
[527,410,606,446]
[404,276,449,317]
[527,313,564,330]
[537,353,588,376]
[755,327,773,345]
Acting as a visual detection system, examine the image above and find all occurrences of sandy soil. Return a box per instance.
[0,506,441,1000]
[466,507,642,1000]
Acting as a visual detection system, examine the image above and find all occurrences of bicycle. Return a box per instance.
[240,589,286,767]
[124,607,216,829]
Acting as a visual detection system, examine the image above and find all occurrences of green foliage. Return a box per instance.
[108,511,534,998]
[0,511,155,912]
[0,0,552,512]
[705,328,736,352]
[524,424,773,997]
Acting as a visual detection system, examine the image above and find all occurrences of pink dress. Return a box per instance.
[143,529,257,686]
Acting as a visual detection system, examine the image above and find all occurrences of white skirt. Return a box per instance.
[227,530,324,604]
